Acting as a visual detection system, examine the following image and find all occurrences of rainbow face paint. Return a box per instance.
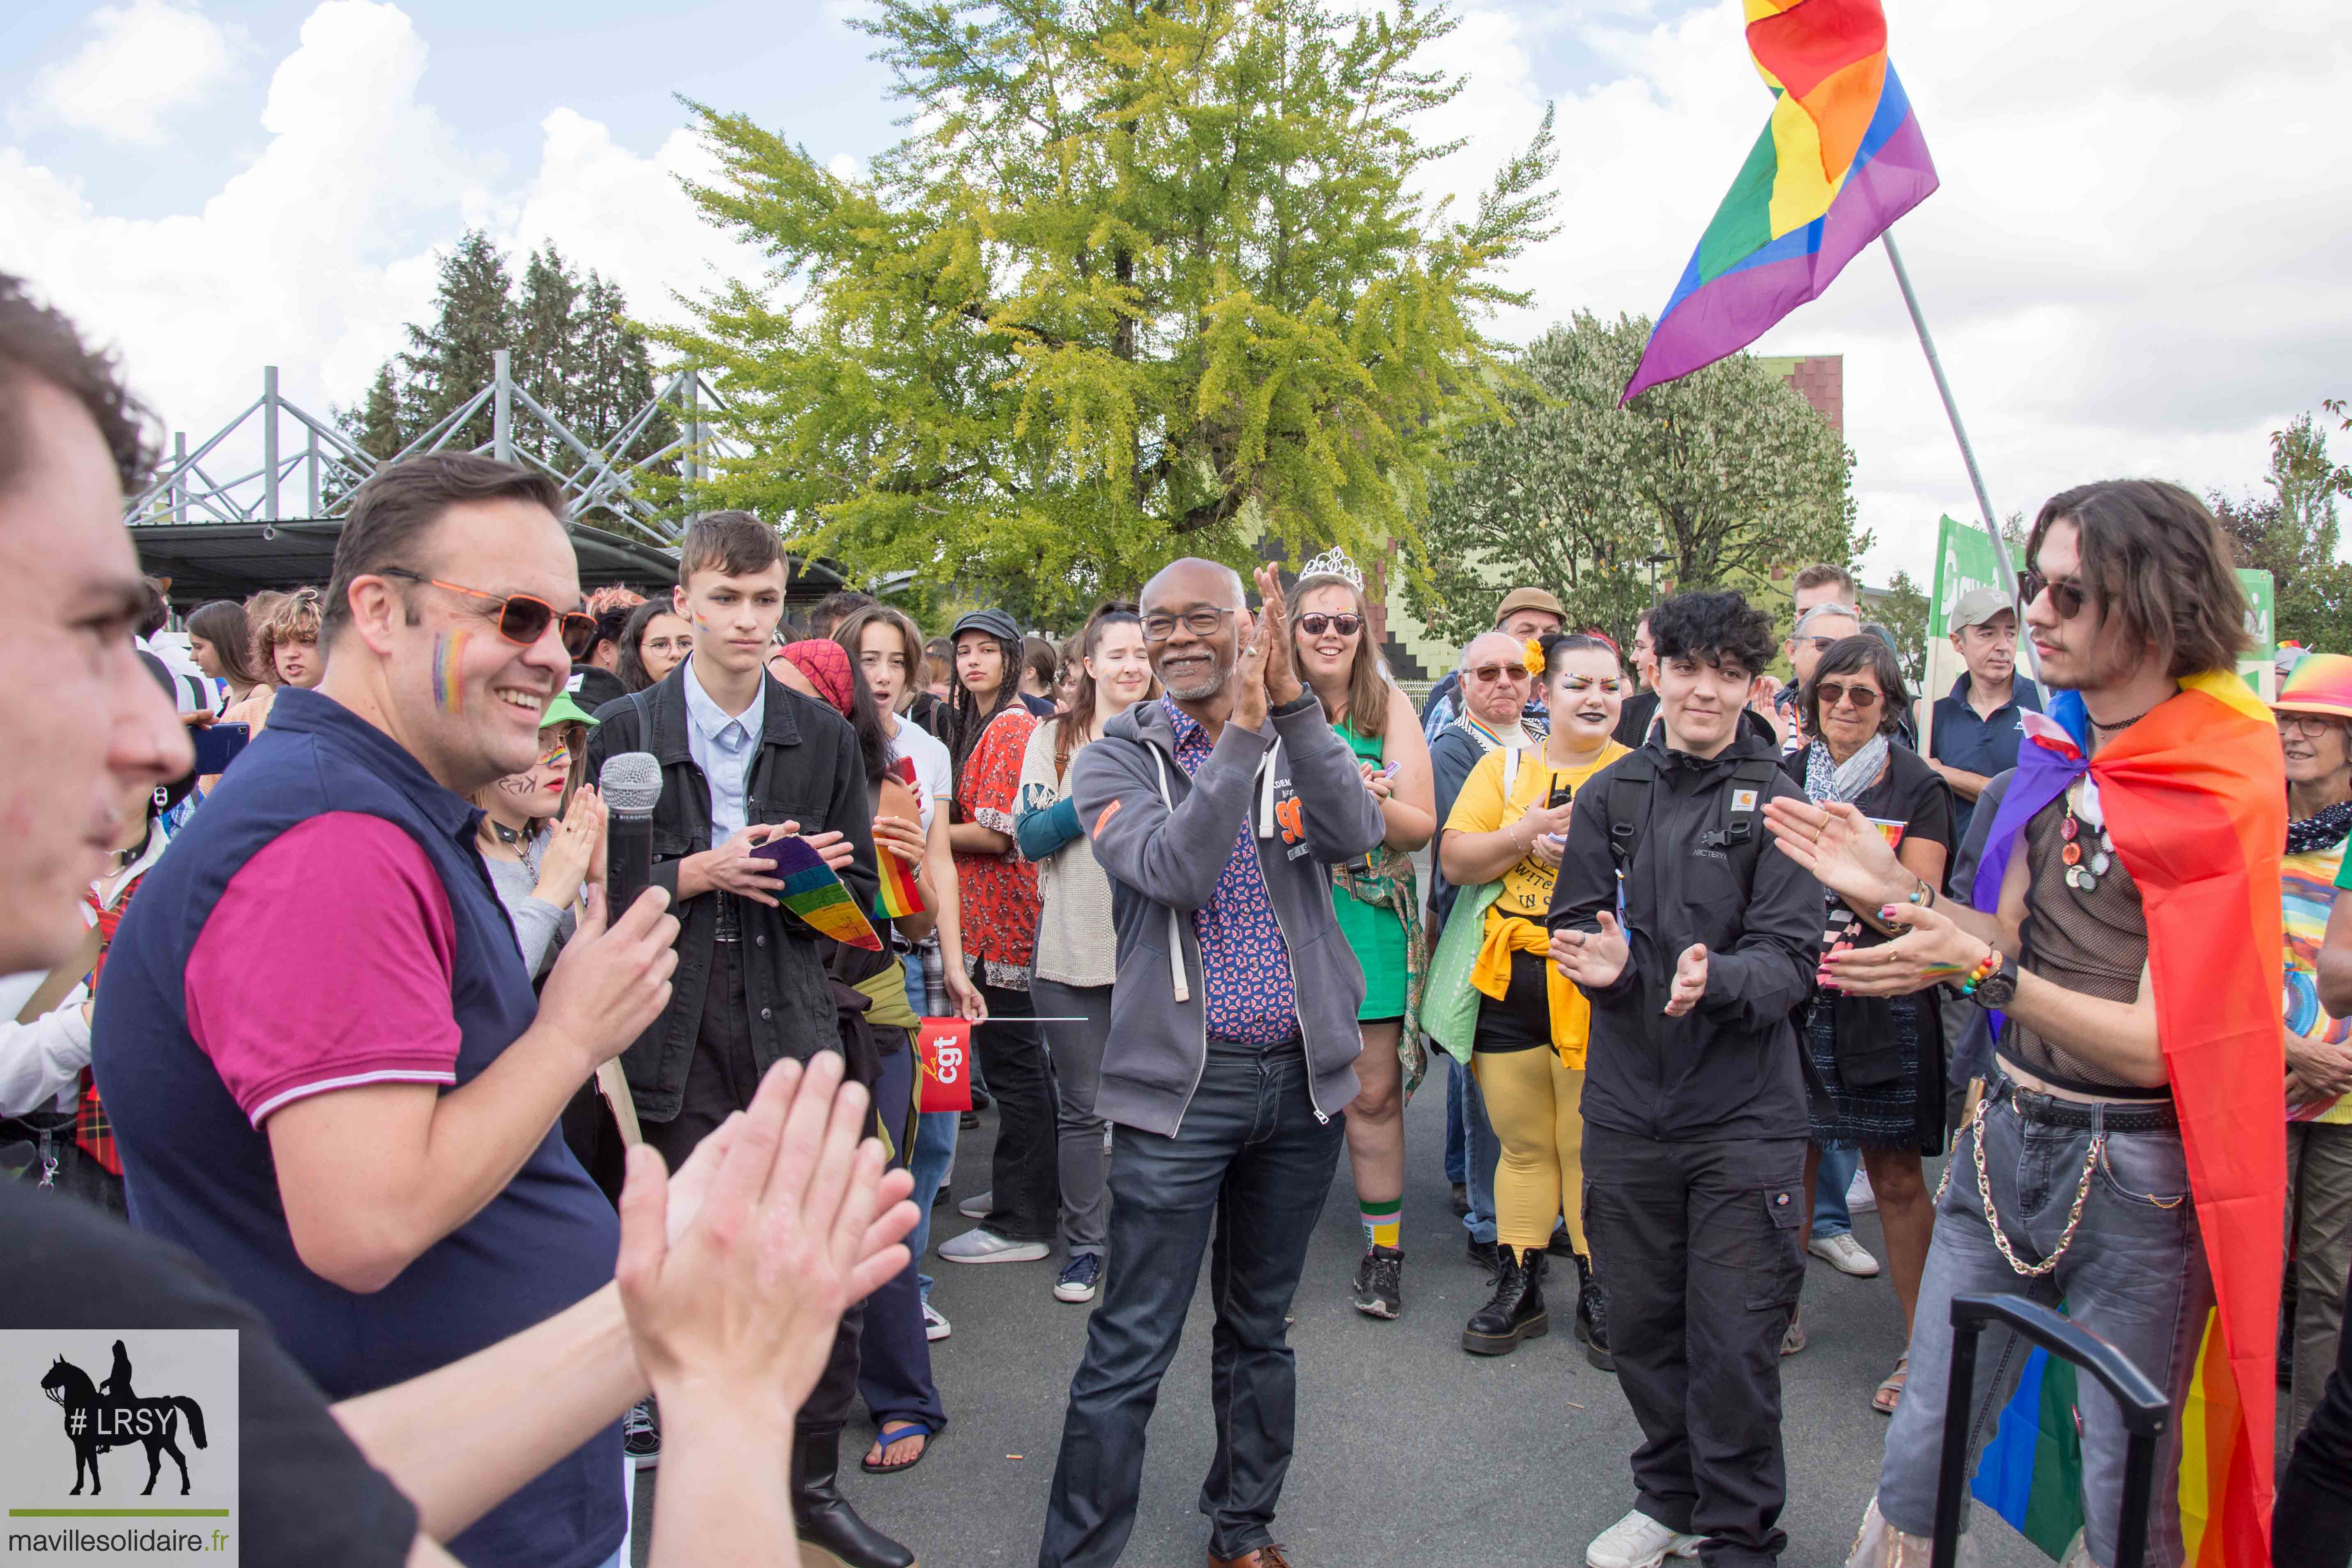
[432,628,470,713]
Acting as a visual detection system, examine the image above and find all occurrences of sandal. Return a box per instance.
[860,1421,934,1475]
[1873,1355,1908,1416]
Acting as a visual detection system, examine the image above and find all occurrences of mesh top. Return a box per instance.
[1999,784,2166,1097]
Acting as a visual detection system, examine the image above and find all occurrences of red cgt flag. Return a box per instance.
[917,1019,974,1113]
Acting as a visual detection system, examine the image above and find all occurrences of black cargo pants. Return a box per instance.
[1583,1124,1806,1567]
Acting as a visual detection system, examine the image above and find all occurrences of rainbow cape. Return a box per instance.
[1622,0,1939,402]
[1965,672,2285,1564]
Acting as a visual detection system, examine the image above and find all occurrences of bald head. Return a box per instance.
[1142,557,1246,612]
[1459,629,1536,728]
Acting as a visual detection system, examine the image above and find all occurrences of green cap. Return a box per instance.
[541,689,601,729]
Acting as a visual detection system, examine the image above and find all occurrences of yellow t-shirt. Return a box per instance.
[1444,740,1630,922]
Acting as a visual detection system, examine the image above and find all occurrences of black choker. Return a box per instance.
[486,819,525,848]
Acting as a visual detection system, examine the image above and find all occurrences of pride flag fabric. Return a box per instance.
[875,756,929,921]
[763,833,885,952]
[1622,0,1939,402]
[1966,672,2285,1564]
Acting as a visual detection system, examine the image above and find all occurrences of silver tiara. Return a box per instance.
[1299,547,1363,590]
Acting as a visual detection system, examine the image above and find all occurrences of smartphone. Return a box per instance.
[191,722,250,776]
[1542,784,1571,846]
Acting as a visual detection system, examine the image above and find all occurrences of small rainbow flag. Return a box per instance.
[1623,0,1938,402]
[762,834,884,951]
[876,848,926,921]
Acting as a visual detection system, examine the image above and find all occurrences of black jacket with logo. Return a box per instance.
[587,666,879,1122]
[1545,732,1821,1142]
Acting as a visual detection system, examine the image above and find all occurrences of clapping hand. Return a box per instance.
[1665,943,1709,1016]
[1817,901,1989,997]
[1550,912,1630,991]
[1254,565,1303,708]
[1765,796,1911,910]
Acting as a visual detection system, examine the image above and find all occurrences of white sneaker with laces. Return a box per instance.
[1586,1508,1703,1568]
[957,1189,993,1219]
[1847,1165,1878,1214]
[1809,1231,1882,1278]
[922,1299,951,1341]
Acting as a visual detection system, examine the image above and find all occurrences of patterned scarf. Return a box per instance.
[2287,798,2352,856]
[1803,733,1889,806]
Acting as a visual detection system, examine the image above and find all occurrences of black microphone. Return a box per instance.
[600,752,662,924]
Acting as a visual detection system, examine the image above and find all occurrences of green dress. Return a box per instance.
[1332,717,1412,1022]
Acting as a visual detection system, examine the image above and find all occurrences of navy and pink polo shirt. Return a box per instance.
[93,687,623,1568]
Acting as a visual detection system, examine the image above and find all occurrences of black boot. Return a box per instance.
[792,1429,917,1568]
[1574,1250,1614,1373]
[1462,1245,1548,1355]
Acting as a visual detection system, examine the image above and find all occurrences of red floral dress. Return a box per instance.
[954,705,1043,990]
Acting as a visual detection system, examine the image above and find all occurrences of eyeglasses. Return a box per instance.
[1296,612,1363,638]
[1814,681,1883,711]
[1466,662,1530,684]
[2280,713,2346,738]
[1797,635,1841,654]
[2017,569,2088,620]
[1140,608,1238,642]
[380,568,600,658]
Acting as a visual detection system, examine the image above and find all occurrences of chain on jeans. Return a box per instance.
[1956,1091,2104,1279]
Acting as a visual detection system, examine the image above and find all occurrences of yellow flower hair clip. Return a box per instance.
[1524,636,1547,676]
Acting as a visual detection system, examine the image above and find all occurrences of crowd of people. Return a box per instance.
[6,262,2352,1568]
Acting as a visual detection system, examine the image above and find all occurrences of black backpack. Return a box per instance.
[1603,750,1782,897]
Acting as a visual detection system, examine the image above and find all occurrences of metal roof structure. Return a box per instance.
[123,352,846,605]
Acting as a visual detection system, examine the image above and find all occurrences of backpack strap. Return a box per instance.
[1697,756,1781,891]
[1604,752,1658,880]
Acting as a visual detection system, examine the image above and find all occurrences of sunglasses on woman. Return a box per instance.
[381,568,600,658]
[2016,569,2088,619]
[1296,612,1363,638]
[1814,681,1882,711]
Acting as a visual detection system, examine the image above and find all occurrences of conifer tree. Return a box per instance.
[399,230,517,453]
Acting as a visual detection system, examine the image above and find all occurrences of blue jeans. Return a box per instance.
[1875,1079,2212,1568]
[1449,1055,1500,1245]
[1037,1040,1344,1567]
[858,1040,947,1432]
[1813,1141,1857,1239]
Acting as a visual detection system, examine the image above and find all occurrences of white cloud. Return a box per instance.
[0,0,762,502]
[1417,0,2352,585]
[32,0,244,144]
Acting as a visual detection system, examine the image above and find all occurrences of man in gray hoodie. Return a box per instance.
[1037,559,1386,1568]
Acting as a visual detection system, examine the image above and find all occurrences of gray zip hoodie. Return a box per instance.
[1069,692,1388,1137]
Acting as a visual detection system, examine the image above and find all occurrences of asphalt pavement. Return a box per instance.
[631,1075,2051,1568]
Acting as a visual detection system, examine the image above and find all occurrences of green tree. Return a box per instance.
[2214,412,2352,653]
[1876,567,1929,686]
[651,0,1559,622]
[515,243,584,467]
[569,273,680,481]
[1406,312,1860,648]
[399,230,517,453]
[328,362,406,505]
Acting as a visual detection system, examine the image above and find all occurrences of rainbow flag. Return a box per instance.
[1967,672,2285,1563]
[876,846,926,921]
[1622,0,1939,402]
[763,834,884,952]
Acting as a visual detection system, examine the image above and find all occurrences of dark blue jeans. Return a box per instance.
[1037,1040,1344,1568]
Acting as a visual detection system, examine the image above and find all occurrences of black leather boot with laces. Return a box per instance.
[1574,1249,1614,1373]
[1462,1245,1548,1355]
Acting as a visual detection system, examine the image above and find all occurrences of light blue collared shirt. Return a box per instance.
[681,656,764,845]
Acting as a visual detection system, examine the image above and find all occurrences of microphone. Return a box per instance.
[600,752,663,924]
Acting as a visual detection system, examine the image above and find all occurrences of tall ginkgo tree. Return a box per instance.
[655,0,1557,621]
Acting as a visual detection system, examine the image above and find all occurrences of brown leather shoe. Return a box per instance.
[1208,1548,1292,1568]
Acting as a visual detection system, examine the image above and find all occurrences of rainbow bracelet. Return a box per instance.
[1956,948,2002,996]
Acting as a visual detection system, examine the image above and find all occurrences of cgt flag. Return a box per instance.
[917,1019,974,1113]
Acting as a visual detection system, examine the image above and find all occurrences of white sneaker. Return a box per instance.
[1810,1232,1882,1278]
[1586,1508,1704,1568]
[956,1189,993,1219]
[938,1227,1051,1264]
[922,1299,951,1341]
[1847,1166,1878,1214]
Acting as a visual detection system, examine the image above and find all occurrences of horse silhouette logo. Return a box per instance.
[38,1340,208,1495]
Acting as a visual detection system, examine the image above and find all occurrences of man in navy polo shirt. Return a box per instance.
[1926,585,2042,840]
[95,453,683,1568]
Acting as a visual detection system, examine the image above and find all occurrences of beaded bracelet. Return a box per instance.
[1957,948,2002,996]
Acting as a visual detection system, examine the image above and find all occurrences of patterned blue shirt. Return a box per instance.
[1165,697,1298,1044]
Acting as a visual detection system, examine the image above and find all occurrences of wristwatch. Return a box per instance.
[1970,953,2021,1010]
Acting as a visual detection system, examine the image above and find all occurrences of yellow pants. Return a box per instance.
[1473,1047,1587,1256]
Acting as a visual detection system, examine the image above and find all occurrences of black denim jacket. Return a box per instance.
[586,665,880,1122]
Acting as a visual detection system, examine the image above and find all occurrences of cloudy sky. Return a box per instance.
[4,0,2347,584]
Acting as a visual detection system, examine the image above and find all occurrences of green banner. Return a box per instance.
[2239,567,2275,697]
[1929,514,2006,639]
